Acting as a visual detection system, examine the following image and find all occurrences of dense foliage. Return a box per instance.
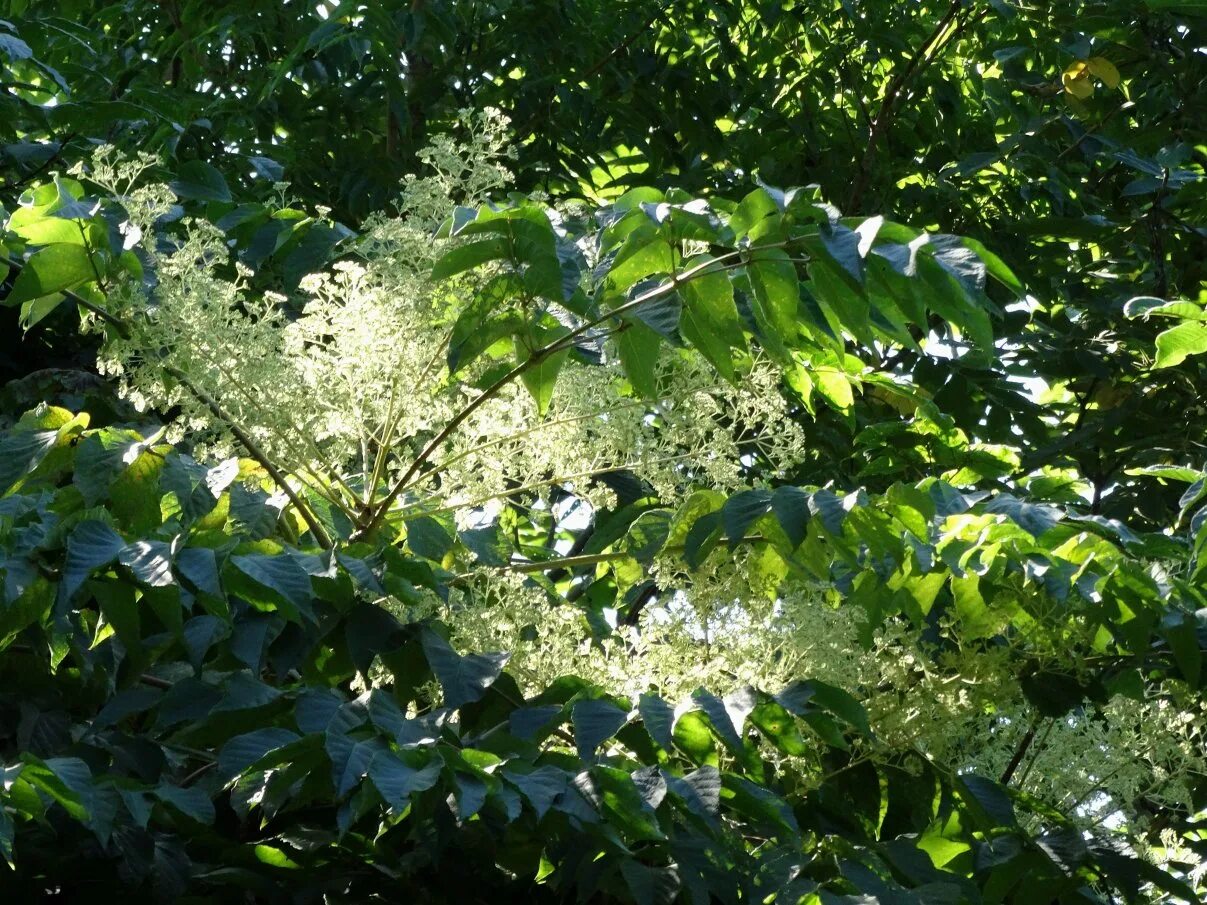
[2,0,1206,902]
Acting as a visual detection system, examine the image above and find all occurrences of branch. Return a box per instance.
[464,534,771,577]
[580,5,667,82]
[620,581,658,627]
[847,0,967,212]
[999,726,1035,785]
[161,364,334,550]
[1057,101,1131,161]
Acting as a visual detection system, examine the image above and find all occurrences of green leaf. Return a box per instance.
[677,260,744,380]
[961,237,1022,295]
[748,700,809,756]
[720,489,773,543]
[1124,296,1206,320]
[672,710,716,763]
[516,328,571,416]
[572,698,630,758]
[1154,322,1207,368]
[957,774,1017,828]
[62,520,125,601]
[19,293,65,330]
[420,628,509,709]
[228,554,315,621]
[616,319,662,397]
[177,547,223,599]
[21,757,93,822]
[446,273,524,374]
[592,765,665,841]
[770,486,811,548]
[745,249,799,357]
[0,428,59,494]
[504,766,570,819]
[607,224,676,293]
[155,784,215,825]
[253,845,301,870]
[627,292,682,339]
[73,429,148,505]
[328,729,382,797]
[214,672,282,713]
[637,693,675,751]
[983,494,1063,538]
[690,688,746,753]
[369,751,442,811]
[621,857,680,905]
[813,367,855,413]
[665,766,722,820]
[777,679,870,736]
[405,516,453,561]
[951,574,999,639]
[432,236,510,281]
[119,540,175,587]
[721,774,798,835]
[456,208,563,300]
[217,728,302,780]
[5,244,98,307]
[683,510,724,568]
[91,580,141,652]
[810,259,871,344]
[1161,611,1201,687]
[729,188,778,238]
[0,801,13,868]
[170,159,233,203]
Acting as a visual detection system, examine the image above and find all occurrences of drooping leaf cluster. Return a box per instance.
[0,404,1202,902]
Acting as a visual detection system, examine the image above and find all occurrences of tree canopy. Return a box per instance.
[1,1,1206,902]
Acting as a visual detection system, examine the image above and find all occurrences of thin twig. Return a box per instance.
[162,364,334,550]
[1014,717,1055,790]
[461,534,771,578]
[0,253,131,337]
[847,0,966,212]
[1000,713,1041,785]
[579,5,667,82]
[3,254,335,548]
[181,760,217,786]
[0,133,76,193]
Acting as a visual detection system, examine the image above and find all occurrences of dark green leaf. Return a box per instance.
[721,489,773,543]
[420,629,509,709]
[369,752,442,811]
[218,728,302,780]
[572,698,630,759]
[62,520,125,601]
[170,160,233,203]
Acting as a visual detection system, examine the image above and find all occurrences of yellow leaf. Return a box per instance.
[1087,56,1121,89]
[1062,62,1094,99]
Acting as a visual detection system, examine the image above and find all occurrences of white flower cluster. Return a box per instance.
[424,352,805,527]
[94,111,805,526]
[435,549,1206,864]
